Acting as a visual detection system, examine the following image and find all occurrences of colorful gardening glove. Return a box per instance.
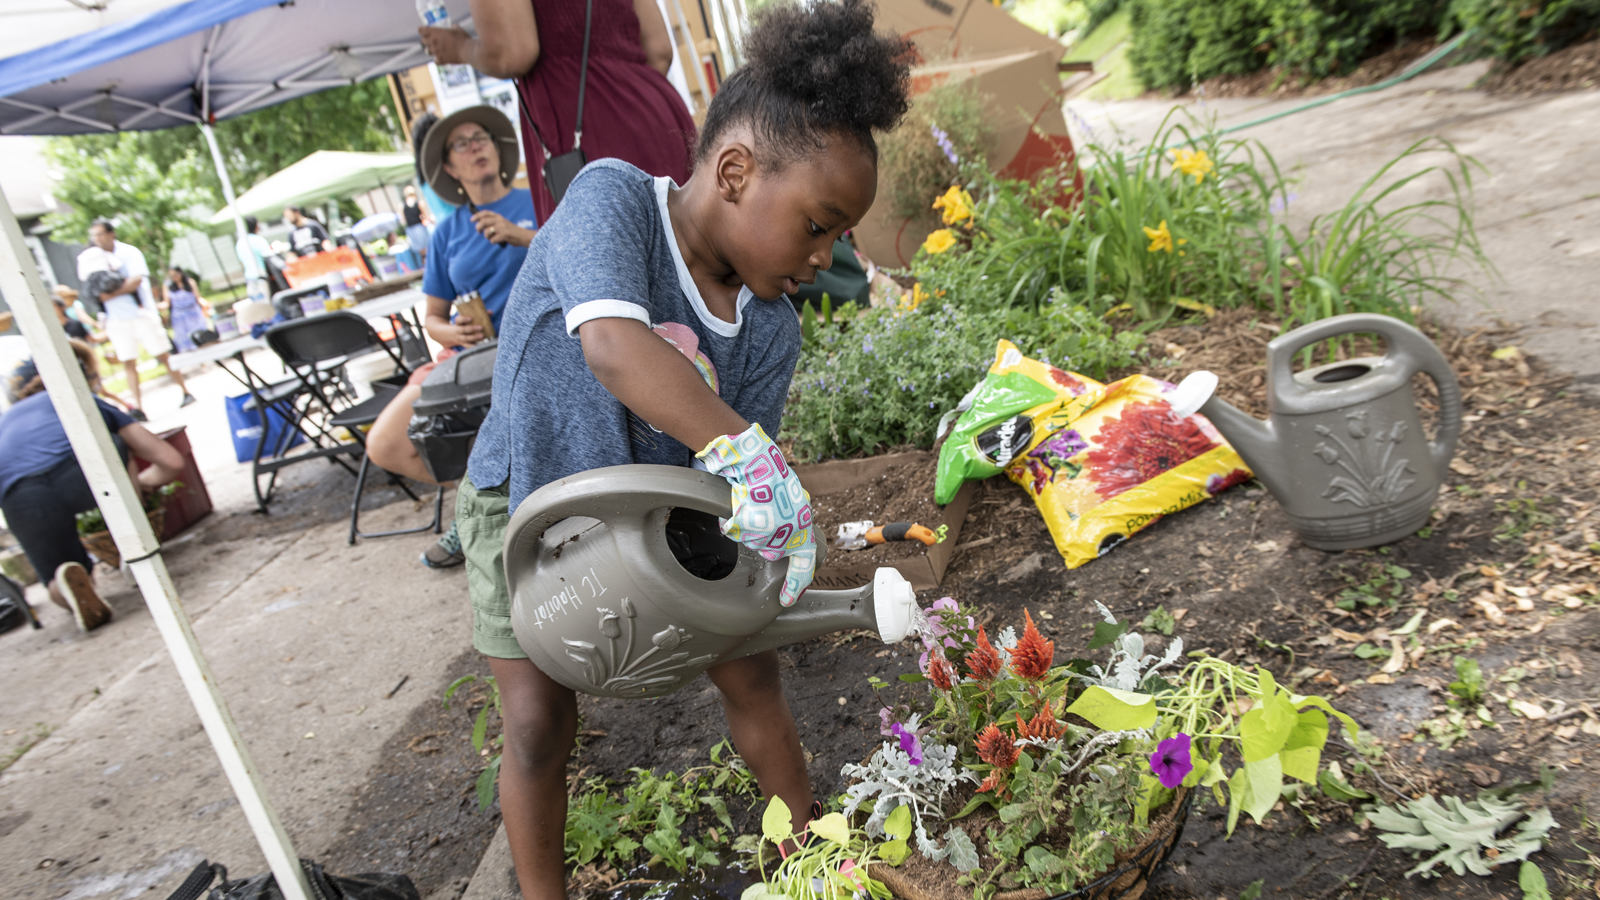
[696,423,816,607]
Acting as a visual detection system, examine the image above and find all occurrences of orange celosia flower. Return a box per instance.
[1009,610,1055,680]
[978,770,1006,795]
[977,722,1020,769]
[1024,707,1063,741]
[928,654,955,691]
[965,626,1003,682]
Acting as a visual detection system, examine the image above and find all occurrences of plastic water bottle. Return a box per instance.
[416,0,451,28]
[417,0,472,85]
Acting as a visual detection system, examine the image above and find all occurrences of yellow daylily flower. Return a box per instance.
[1170,148,1215,184]
[932,185,974,226]
[922,228,958,255]
[1142,220,1188,254]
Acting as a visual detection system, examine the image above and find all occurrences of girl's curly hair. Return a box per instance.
[695,0,913,169]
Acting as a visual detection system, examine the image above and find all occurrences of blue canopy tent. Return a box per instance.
[0,4,468,898]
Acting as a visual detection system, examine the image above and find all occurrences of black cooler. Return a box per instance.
[408,341,497,484]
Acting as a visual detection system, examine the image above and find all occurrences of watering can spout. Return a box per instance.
[734,568,918,661]
[1181,371,1280,491]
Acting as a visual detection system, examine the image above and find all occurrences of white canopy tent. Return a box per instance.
[0,3,476,898]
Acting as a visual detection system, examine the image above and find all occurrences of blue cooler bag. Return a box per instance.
[225,393,307,464]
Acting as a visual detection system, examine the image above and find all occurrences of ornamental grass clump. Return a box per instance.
[815,599,1363,899]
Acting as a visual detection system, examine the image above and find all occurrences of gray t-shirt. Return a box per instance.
[468,159,803,513]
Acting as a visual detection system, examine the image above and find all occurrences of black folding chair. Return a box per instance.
[259,313,443,541]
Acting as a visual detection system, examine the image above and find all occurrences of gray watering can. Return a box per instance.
[504,465,918,699]
[1182,313,1462,551]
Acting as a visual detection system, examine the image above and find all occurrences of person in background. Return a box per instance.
[0,346,184,631]
[419,0,696,224]
[76,220,194,416]
[283,206,332,257]
[402,185,434,265]
[48,290,130,412]
[364,105,534,570]
[235,215,280,301]
[161,268,213,355]
[50,287,93,342]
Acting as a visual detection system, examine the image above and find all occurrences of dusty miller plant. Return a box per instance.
[841,738,982,870]
[1074,602,1184,691]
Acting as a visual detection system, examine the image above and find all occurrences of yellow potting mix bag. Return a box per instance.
[936,340,1251,568]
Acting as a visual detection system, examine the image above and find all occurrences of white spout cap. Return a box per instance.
[1169,371,1219,419]
[873,567,916,643]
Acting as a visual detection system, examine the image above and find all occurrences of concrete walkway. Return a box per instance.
[1070,61,1600,386]
[0,351,472,900]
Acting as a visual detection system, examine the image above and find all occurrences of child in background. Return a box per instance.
[456,1,911,896]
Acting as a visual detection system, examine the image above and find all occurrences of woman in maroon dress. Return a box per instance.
[420,0,697,224]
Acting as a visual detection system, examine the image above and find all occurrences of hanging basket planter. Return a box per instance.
[868,787,1192,900]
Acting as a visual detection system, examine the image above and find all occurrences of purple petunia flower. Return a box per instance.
[1149,733,1193,789]
[890,722,924,765]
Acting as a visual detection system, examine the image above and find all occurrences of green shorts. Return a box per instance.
[457,474,526,659]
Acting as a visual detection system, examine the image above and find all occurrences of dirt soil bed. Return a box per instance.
[1486,38,1600,94]
[808,455,946,565]
[350,313,1600,900]
[1175,38,1441,101]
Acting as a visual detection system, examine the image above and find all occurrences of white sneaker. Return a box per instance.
[53,562,112,632]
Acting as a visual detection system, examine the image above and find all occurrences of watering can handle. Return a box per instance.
[1270,313,1462,478]
[504,465,734,563]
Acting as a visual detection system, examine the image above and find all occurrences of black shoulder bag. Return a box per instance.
[520,0,592,206]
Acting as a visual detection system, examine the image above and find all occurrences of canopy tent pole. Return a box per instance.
[199,24,248,241]
[0,185,313,900]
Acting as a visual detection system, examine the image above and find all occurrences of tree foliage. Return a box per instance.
[41,134,209,269]
[42,80,402,262]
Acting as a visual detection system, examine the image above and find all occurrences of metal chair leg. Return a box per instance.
[349,457,450,543]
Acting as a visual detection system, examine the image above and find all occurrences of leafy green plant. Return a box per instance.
[1368,792,1556,878]
[781,299,1142,460]
[443,673,503,811]
[1141,605,1178,636]
[746,796,896,900]
[878,82,993,223]
[1494,493,1556,542]
[1263,138,1492,336]
[564,740,760,871]
[798,294,851,351]
[1447,0,1600,65]
[1126,0,1460,90]
[1333,560,1413,609]
[1448,656,1485,707]
[75,482,184,535]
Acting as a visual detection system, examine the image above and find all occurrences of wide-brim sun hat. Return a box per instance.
[422,105,520,204]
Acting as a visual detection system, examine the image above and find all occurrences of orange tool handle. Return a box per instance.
[865,523,938,546]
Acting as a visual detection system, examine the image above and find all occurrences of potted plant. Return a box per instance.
[76,482,181,569]
[748,599,1359,900]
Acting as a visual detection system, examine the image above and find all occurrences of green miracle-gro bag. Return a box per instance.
[933,340,1104,505]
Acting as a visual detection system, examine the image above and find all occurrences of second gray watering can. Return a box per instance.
[1190,313,1462,551]
[504,465,918,699]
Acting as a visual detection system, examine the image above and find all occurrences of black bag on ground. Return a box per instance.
[0,572,33,634]
[164,859,418,900]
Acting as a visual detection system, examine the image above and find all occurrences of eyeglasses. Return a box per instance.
[448,133,494,154]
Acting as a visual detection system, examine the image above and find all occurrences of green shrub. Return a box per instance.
[782,300,1143,460]
[1448,0,1600,65]
[1084,0,1128,34]
[1127,0,1453,90]
[878,83,993,224]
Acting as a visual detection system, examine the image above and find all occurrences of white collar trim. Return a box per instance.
[655,176,749,338]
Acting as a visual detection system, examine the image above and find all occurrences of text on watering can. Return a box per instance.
[530,567,611,630]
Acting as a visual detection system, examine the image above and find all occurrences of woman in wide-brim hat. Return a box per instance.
[362,105,539,572]
[416,104,538,337]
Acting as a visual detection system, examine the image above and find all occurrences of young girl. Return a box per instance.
[457,1,910,896]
